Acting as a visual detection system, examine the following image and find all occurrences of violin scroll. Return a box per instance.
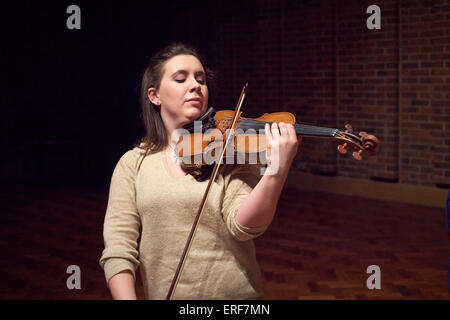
[335,124,380,160]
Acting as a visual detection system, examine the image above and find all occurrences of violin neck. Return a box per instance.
[237,120,339,138]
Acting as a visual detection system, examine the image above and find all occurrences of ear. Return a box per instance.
[147,88,160,106]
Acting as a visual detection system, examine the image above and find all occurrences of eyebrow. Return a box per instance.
[171,70,205,77]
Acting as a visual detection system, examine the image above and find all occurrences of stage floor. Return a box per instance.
[0,183,448,299]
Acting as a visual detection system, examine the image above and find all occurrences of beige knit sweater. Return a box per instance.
[99,146,269,299]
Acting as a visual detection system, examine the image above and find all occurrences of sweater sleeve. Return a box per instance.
[221,164,269,242]
[99,148,143,287]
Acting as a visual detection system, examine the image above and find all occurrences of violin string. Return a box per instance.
[237,120,338,137]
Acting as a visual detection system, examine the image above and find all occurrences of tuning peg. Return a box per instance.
[337,143,348,154]
[352,150,363,160]
[344,124,353,133]
[359,131,368,138]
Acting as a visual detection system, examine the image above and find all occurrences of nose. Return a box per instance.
[188,77,202,93]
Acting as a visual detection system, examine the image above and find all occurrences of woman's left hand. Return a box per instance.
[235,122,302,228]
[264,122,302,177]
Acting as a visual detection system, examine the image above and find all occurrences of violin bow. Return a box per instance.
[166,83,249,300]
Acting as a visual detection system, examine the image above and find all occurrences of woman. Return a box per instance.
[99,43,301,299]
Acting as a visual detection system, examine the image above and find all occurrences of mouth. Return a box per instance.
[186,97,202,105]
[186,97,202,103]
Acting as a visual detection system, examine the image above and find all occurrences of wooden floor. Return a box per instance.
[0,183,448,299]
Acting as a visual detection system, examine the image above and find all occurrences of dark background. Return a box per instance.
[2,0,217,188]
[3,0,450,191]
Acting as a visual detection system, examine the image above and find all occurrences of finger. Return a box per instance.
[264,123,272,163]
[278,122,288,139]
[271,122,280,140]
[265,123,271,157]
[265,123,272,143]
[286,123,297,142]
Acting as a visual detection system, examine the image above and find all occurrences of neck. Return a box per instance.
[237,120,338,138]
[164,120,188,150]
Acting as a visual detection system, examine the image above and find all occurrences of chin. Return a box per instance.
[186,106,206,119]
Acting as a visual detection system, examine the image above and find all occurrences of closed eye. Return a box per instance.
[172,70,206,85]
[175,78,205,84]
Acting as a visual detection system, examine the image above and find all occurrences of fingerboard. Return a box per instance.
[237,120,338,137]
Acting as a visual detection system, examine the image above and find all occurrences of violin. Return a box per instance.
[175,107,380,176]
[166,83,380,300]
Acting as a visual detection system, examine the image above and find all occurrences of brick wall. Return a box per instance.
[336,0,399,181]
[400,0,450,187]
[283,0,337,175]
[172,0,450,188]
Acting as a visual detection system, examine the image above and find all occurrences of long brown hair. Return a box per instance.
[134,42,214,170]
